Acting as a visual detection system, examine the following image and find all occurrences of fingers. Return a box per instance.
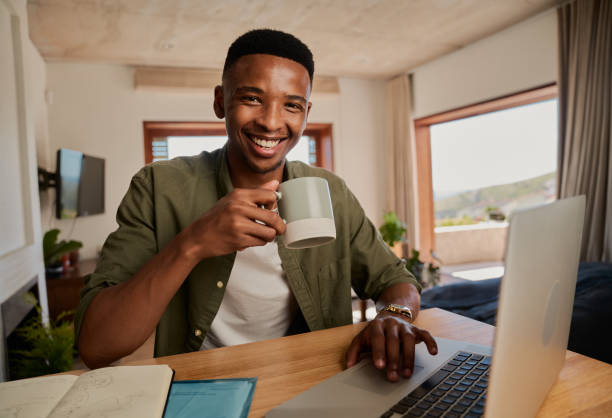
[401,330,416,378]
[385,325,400,382]
[260,180,280,191]
[235,187,279,209]
[350,317,438,383]
[370,321,386,369]
[236,235,268,251]
[345,335,363,368]
[417,329,438,355]
[241,205,286,236]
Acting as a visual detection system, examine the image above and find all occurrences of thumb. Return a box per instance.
[260,180,280,191]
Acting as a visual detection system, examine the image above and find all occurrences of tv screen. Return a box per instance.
[56,149,105,219]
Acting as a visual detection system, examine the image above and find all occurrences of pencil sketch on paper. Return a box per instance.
[0,365,173,418]
[48,368,166,418]
[0,375,77,418]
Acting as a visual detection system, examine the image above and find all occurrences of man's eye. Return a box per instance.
[286,103,303,111]
[242,96,261,103]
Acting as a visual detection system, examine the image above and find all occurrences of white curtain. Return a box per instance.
[384,74,418,256]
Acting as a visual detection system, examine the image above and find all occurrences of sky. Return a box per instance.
[430,99,558,198]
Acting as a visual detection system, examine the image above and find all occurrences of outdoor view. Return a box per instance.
[431,99,558,228]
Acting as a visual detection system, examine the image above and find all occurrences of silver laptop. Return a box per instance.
[268,196,585,418]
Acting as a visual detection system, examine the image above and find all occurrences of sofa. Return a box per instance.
[421,262,612,364]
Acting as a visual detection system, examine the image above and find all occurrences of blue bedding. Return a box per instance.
[421,262,612,364]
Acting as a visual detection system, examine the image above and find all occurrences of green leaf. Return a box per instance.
[8,293,75,379]
[42,230,82,266]
[378,211,406,247]
[42,229,60,262]
[45,241,82,264]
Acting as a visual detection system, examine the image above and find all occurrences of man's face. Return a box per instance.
[215,54,312,175]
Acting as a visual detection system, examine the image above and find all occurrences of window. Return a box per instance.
[431,99,558,227]
[414,84,558,260]
[143,122,333,170]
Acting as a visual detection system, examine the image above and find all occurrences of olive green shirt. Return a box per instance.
[75,147,419,358]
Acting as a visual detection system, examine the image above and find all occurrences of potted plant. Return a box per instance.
[378,211,407,257]
[404,249,441,289]
[485,206,506,222]
[43,229,82,278]
[8,292,76,379]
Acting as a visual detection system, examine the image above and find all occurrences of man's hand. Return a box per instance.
[181,180,286,260]
[345,311,438,382]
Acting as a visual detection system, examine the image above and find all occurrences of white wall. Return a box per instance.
[336,78,386,223]
[46,62,218,260]
[44,63,386,258]
[412,9,558,118]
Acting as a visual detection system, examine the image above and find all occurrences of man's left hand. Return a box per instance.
[345,311,438,382]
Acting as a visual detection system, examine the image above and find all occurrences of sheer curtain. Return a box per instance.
[384,74,418,256]
[557,0,612,262]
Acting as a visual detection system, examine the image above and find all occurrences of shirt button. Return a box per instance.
[217,281,224,288]
[194,328,202,337]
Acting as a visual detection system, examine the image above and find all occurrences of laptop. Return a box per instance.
[267,196,585,418]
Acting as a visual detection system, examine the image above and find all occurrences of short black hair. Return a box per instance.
[223,29,314,83]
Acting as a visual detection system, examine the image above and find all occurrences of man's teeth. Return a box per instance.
[250,135,281,149]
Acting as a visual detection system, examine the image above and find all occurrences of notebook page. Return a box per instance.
[0,375,77,417]
[47,365,173,418]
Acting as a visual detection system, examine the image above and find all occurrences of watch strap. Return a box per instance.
[380,303,414,322]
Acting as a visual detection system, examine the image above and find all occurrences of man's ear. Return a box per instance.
[213,85,225,119]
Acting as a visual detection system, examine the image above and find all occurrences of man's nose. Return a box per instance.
[256,102,283,132]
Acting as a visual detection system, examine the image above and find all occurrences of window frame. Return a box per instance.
[143,121,333,170]
[413,83,558,261]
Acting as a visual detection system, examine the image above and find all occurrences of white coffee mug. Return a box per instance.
[277,177,336,249]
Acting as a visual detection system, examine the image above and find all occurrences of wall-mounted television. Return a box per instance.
[56,148,105,219]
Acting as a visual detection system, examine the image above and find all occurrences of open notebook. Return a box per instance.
[0,364,174,418]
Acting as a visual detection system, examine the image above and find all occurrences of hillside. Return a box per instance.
[435,172,556,222]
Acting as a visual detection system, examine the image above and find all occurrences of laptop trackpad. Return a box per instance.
[343,362,424,395]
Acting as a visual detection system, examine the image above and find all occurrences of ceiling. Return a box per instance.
[27,0,559,79]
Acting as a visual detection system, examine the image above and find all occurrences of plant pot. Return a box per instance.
[45,264,63,279]
[391,242,403,258]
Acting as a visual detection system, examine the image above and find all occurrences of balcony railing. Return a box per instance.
[434,222,508,265]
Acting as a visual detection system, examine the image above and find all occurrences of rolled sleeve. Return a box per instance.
[74,169,157,342]
[345,186,421,301]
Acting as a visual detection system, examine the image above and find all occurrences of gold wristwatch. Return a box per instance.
[380,303,414,322]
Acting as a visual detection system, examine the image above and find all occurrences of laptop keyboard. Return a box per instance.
[380,351,490,418]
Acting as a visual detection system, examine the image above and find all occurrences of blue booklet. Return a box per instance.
[163,378,257,418]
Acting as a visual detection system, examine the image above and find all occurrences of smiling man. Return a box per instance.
[76,29,437,382]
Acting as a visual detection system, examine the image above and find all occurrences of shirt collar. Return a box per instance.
[215,144,299,198]
[215,145,233,199]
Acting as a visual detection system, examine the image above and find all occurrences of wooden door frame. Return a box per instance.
[413,83,558,261]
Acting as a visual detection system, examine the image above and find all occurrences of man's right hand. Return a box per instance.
[181,180,286,259]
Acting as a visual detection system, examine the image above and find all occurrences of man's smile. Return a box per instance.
[245,132,288,152]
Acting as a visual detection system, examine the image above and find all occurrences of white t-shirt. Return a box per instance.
[200,240,297,350]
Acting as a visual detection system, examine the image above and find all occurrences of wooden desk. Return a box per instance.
[73,308,612,417]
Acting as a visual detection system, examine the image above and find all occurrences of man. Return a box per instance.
[76,29,437,382]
